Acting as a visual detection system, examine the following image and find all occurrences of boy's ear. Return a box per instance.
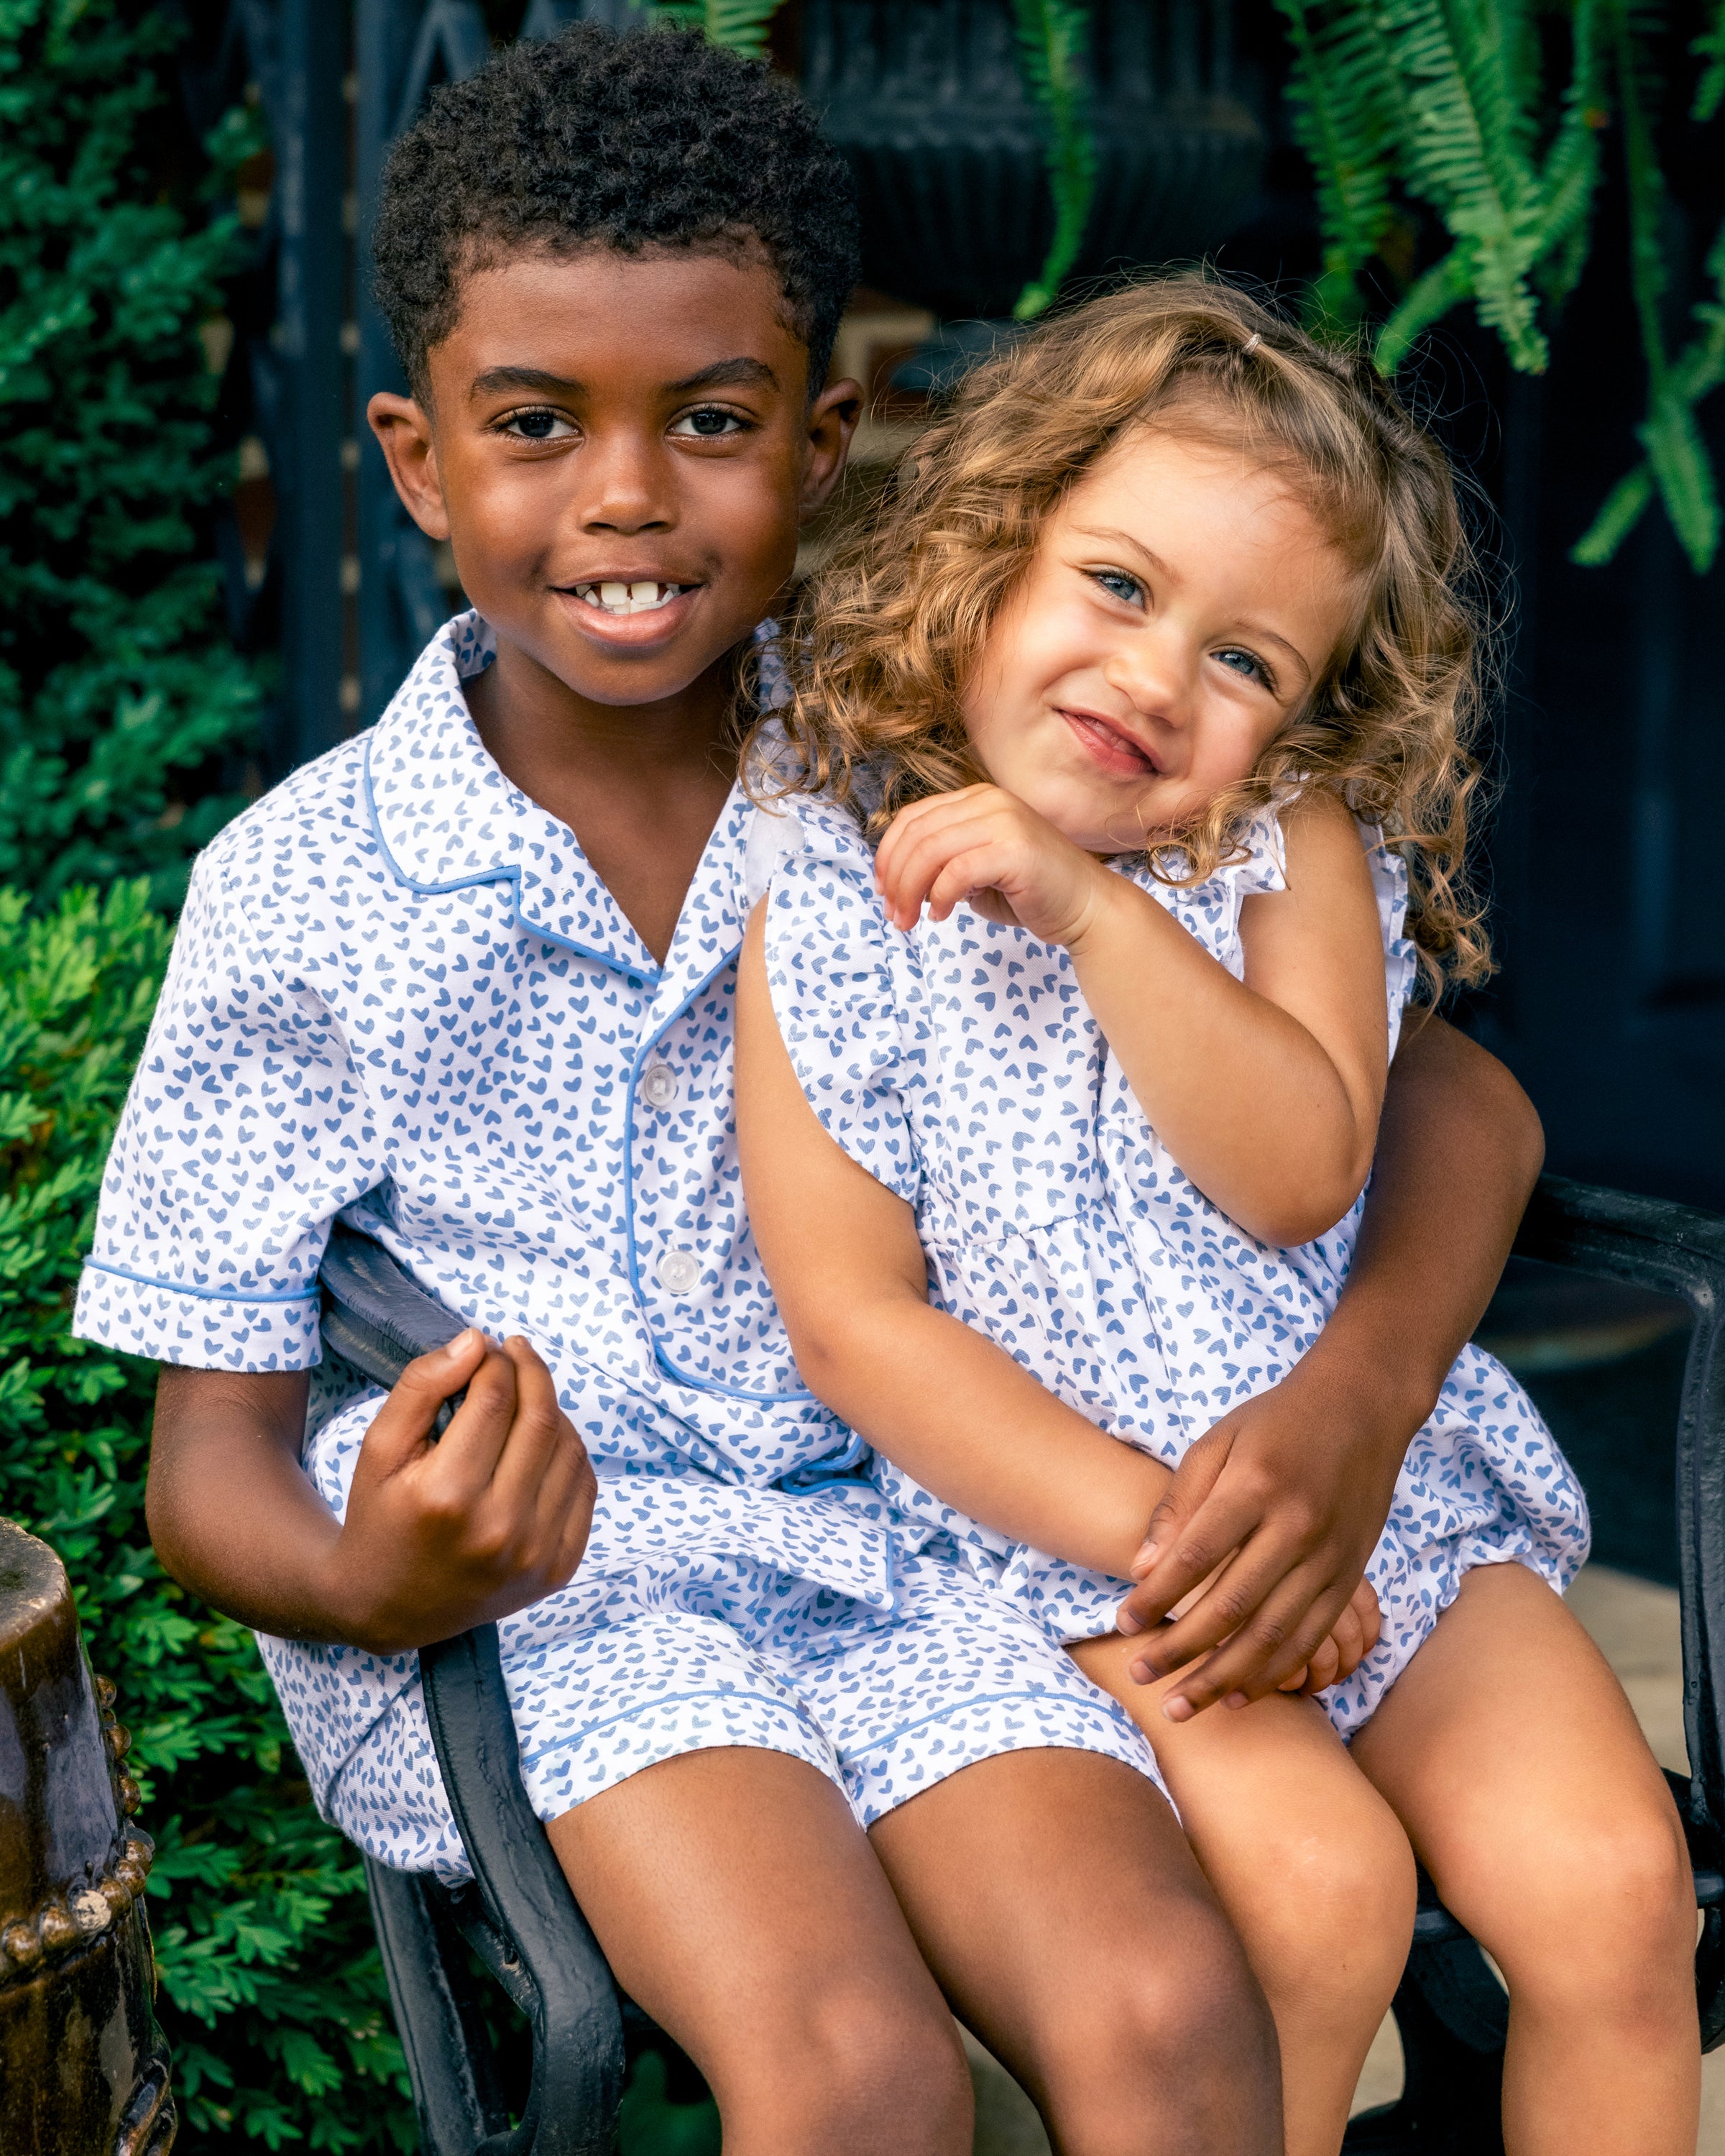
[801,377,865,522]
[369,392,450,541]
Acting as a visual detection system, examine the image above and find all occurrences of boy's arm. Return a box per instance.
[1116,1010,1543,1715]
[147,1330,596,1653]
[737,911,1172,1576]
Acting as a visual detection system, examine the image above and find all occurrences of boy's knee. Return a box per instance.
[1034,1894,1282,2155]
[722,1987,972,2155]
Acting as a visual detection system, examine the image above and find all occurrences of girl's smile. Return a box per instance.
[962,426,1359,855]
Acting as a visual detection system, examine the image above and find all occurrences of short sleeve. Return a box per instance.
[1361,829,1420,1058]
[762,800,922,1206]
[73,850,385,1370]
[1129,806,1287,974]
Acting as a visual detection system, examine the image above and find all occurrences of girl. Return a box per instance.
[735,277,1699,2155]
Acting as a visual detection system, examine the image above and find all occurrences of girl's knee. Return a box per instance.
[1234,1782,1416,2011]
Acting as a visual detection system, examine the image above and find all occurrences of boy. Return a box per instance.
[82,27,1545,2152]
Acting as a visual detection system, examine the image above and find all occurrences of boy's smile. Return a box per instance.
[368,245,859,963]
[370,247,858,717]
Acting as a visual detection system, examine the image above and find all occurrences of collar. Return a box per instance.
[364,612,763,992]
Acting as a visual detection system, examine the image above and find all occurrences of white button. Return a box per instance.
[656,1249,700,1295]
[640,1063,680,1108]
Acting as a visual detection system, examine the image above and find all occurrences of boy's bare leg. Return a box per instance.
[868,1748,1284,2156]
[1072,1631,1415,2156]
[1349,1562,1698,2156]
[547,1748,971,2156]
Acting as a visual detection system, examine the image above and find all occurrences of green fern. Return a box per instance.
[1274,0,1402,326]
[1694,0,1725,121]
[1574,211,1725,571]
[1011,0,1097,321]
[653,0,786,56]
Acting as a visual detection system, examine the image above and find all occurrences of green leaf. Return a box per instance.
[1011,0,1097,320]
[653,0,786,55]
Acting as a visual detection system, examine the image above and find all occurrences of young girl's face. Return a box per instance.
[961,424,1359,853]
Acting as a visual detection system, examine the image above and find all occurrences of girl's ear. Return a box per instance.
[369,392,450,541]
[801,376,864,521]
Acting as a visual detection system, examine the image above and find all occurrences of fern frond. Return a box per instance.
[1531,0,1609,309]
[1011,0,1097,320]
[1575,211,1725,569]
[1694,0,1725,120]
[1374,243,1474,372]
[1571,462,1655,564]
[654,0,786,55]
[1640,387,1719,571]
[1379,0,1548,370]
[1276,0,1402,322]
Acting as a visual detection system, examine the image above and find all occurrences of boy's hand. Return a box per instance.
[1274,1574,1381,1698]
[875,785,1113,948]
[1113,1357,1404,1715]
[330,1329,596,1655]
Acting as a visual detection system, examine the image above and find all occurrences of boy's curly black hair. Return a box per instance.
[372,22,860,403]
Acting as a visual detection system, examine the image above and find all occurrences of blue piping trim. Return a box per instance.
[362,733,659,988]
[82,1257,316,1305]
[515,1686,819,1774]
[844,1687,1138,1761]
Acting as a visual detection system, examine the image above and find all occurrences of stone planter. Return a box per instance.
[0,1518,173,2155]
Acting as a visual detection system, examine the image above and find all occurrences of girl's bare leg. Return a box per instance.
[1349,1560,1698,2156]
[1072,1630,1416,2156]
[548,1748,973,2156]
[869,1746,1284,2156]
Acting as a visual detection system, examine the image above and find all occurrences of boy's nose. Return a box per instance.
[575,434,673,534]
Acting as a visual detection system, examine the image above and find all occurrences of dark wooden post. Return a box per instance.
[0,1518,174,2155]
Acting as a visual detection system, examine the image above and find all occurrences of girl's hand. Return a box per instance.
[330,1329,597,1654]
[1276,1574,1382,1697]
[875,784,1114,948]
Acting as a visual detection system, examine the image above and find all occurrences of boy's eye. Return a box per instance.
[500,408,576,442]
[1214,646,1274,689]
[671,405,748,439]
[1089,569,1145,608]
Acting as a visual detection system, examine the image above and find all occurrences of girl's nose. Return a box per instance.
[1103,638,1192,729]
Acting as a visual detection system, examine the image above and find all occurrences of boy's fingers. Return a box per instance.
[488,1336,576,1511]
[1118,1430,1236,1627]
[1154,1568,1355,1715]
[362,1329,489,1471]
[1119,1503,1287,1651]
[422,1339,521,1498]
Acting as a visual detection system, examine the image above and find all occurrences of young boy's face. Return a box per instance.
[370,246,858,710]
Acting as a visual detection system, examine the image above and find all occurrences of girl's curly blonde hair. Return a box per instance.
[755,272,1493,997]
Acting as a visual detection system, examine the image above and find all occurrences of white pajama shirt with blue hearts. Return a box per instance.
[74,613,1159,1880]
[762,794,1591,1741]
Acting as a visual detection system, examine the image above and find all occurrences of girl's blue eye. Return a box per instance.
[1092,569,1144,607]
[673,406,746,438]
[1215,646,1272,687]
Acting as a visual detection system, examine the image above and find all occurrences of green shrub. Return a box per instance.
[0,0,262,912]
[0,884,415,2151]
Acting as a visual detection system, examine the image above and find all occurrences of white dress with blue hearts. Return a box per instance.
[75,613,1166,1880]
[761,794,1591,1738]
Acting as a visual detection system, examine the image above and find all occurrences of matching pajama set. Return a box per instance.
[75,613,1156,1879]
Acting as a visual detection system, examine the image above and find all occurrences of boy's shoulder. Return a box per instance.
[195,613,482,908]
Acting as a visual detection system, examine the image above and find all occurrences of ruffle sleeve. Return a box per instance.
[762,797,923,1206]
[1126,805,1287,975]
[1361,830,1420,1057]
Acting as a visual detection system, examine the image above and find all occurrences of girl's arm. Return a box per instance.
[736,908,1171,1578]
[875,786,1389,1247]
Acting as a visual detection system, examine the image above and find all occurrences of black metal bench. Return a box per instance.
[320,1174,1725,2156]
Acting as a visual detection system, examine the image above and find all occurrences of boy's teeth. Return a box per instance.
[577,580,683,615]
